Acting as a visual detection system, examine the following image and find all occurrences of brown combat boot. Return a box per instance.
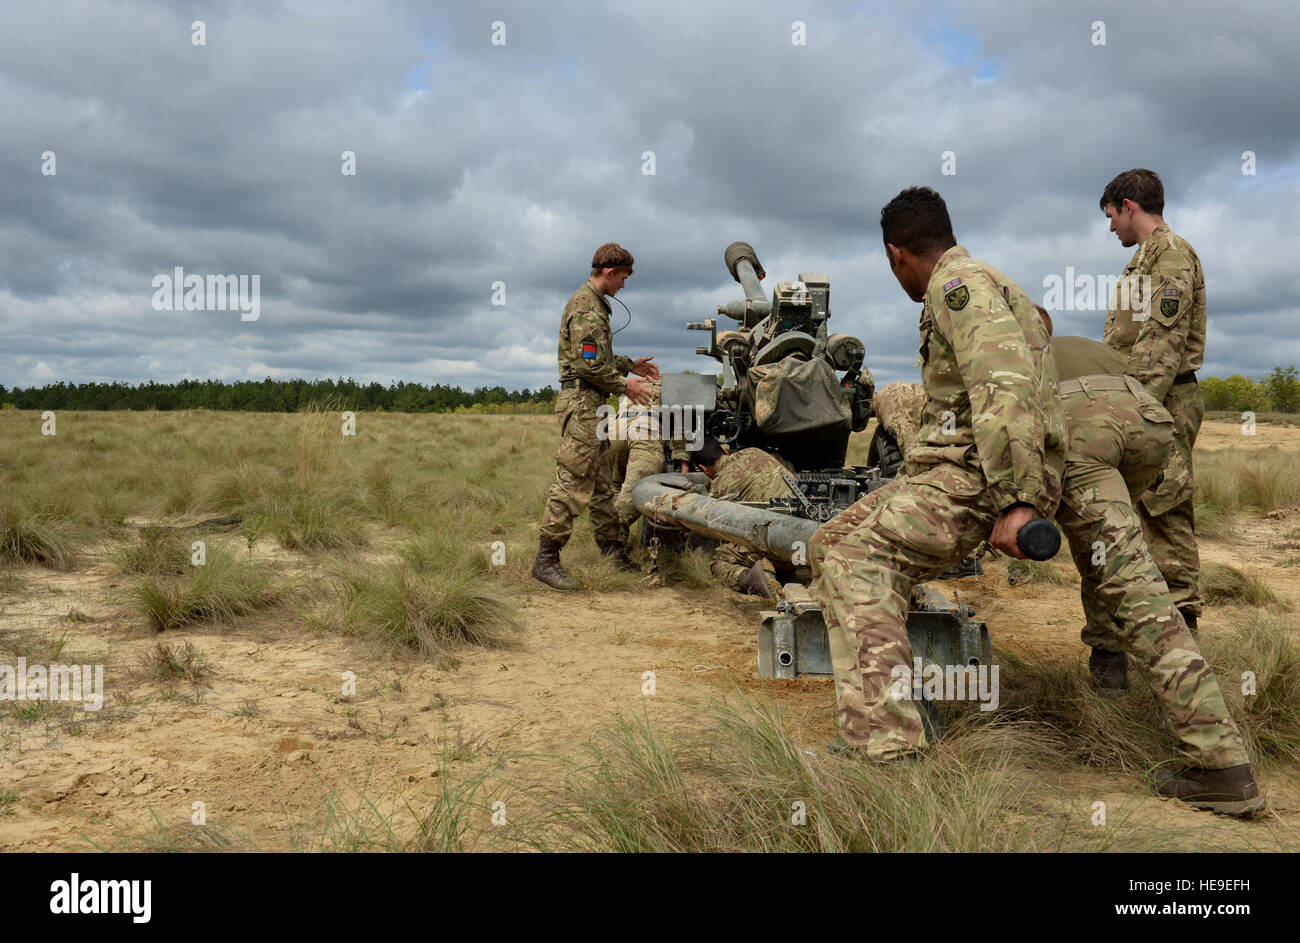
[1153,763,1265,817]
[598,541,639,572]
[1179,606,1199,637]
[736,560,776,599]
[532,536,578,591]
[1089,647,1129,695]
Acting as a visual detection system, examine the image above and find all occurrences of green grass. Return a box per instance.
[0,505,77,568]
[112,526,193,576]
[327,519,522,657]
[127,547,289,631]
[247,490,368,552]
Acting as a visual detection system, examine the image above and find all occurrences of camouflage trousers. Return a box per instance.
[808,464,999,759]
[539,387,621,547]
[1060,383,1246,769]
[613,440,667,543]
[1138,380,1204,618]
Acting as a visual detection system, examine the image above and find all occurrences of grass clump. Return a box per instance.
[248,491,367,552]
[335,523,518,656]
[0,506,76,568]
[1197,448,1300,514]
[128,548,288,631]
[1007,555,1078,586]
[1201,562,1285,608]
[337,566,518,657]
[143,641,211,682]
[650,544,716,589]
[113,526,193,576]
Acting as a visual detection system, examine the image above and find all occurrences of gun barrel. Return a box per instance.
[724,241,767,305]
[630,472,820,561]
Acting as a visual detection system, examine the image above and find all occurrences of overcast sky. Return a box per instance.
[2,0,1297,392]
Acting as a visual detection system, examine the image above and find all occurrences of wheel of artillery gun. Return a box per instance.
[867,425,905,478]
[706,409,745,444]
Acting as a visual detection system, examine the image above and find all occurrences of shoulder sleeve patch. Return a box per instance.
[581,335,599,359]
[944,285,970,311]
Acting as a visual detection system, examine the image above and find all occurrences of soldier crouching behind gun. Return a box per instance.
[532,243,660,591]
[693,437,797,599]
[609,374,692,554]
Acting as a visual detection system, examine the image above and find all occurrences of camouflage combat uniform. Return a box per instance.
[539,282,633,547]
[709,448,794,595]
[1053,336,1248,769]
[609,376,691,543]
[872,381,926,459]
[808,246,1065,759]
[1103,224,1206,620]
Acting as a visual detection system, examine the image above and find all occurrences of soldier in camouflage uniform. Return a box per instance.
[609,375,692,548]
[533,243,659,591]
[1099,169,1206,640]
[1050,333,1260,813]
[696,439,794,598]
[872,381,926,460]
[808,187,1066,761]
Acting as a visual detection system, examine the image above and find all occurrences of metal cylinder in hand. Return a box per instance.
[1016,518,1061,561]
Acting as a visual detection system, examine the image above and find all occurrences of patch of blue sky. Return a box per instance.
[924,23,1001,78]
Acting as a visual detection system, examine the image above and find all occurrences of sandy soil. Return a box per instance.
[2,420,1298,850]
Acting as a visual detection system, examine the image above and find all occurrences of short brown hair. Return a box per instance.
[1100,169,1164,215]
[591,242,634,275]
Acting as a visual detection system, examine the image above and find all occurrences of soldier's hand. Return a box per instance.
[631,356,660,379]
[625,377,653,405]
[990,505,1033,559]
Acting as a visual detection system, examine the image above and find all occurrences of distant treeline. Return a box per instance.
[5,366,1297,415]
[0,377,559,413]
[1201,367,1300,414]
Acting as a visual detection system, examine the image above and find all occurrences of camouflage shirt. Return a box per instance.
[557,281,634,394]
[1103,223,1206,402]
[709,448,791,504]
[911,245,1066,516]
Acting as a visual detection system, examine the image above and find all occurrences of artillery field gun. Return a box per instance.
[634,241,1013,695]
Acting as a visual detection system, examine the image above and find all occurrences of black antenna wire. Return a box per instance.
[610,293,633,335]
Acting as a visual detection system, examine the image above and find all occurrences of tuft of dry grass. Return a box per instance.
[0,506,77,568]
[298,397,347,489]
[127,547,289,631]
[113,526,193,576]
[1201,562,1286,609]
[142,641,211,682]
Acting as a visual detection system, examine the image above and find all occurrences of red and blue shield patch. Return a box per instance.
[581,342,598,360]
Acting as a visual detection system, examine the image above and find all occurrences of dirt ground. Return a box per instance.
[2,419,1298,850]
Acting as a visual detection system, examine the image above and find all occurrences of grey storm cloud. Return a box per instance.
[1,0,1297,391]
